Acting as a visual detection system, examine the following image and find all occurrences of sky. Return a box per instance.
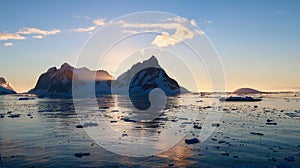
[0,0,299,93]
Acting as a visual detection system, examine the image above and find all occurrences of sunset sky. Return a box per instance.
[1,0,299,93]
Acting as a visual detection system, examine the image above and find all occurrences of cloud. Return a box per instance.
[18,27,60,36]
[0,33,26,40]
[73,26,96,32]
[93,18,105,26]
[3,42,13,46]
[151,25,195,47]
[115,16,204,47]
[73,18,105,33]
[190,19,197,26]
[32,35,44,39]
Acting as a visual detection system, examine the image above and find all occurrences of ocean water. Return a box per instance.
[0,93,299,168]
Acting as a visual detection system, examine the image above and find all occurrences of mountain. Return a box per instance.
[111,56,181,96]
[0,77,16,95]
[29,56,186,98]
[29,63,113,97]
[233,88,263,94]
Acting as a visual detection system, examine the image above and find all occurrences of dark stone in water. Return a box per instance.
[74,152,90,158]
[221,153,229,156]
[168,163,174,167]
[284,156,295,162]
[8,114,20,118]
[99,106,110,109]
[250,132,264,136]
[269,157,277,162]
[193,124,202,129]
[0,114,4,118]
[121,117,136,123]
[266,122,277,125]
[211,123,220,127]
[218,140,226,144]
[185,138,200,145]
[76,125,83,128]
[19,97,35,100]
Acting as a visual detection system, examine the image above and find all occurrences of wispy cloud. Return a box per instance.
[3,42,13,46]
[93,18,105,26]
[115,17,204,47]
[0,33,26,41]
[18,27,60,36]
[32,35,44,39]
[73,26,96,32]
[72,18,106,33]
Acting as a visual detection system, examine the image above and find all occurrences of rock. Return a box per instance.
[211,123,220,127]
[221,153,229,156]
[8,114,20,118]
[121,117,136,123]
[185,138,200,145]
[266,122,277,125]
[284,156,295,162]
[99,106,110,109]
[220,96,262,102]
[168,163,174,167]
[0,114,4,118]
[250,132,264,136]
[76,125,83,128]
[122,132,128,137]
[193,124,202,129]
[74,152,90,158]
[19,97,35,100]
[269,157,277,162]
[218,140,226,144]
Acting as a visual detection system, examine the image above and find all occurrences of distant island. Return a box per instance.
[232,88,263,94]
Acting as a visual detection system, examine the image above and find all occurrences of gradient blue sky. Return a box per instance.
[0,0,299,92]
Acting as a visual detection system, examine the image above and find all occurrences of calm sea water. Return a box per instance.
[0,93,299,168]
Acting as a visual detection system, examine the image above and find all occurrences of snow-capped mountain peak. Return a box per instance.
[0,77,16,94]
